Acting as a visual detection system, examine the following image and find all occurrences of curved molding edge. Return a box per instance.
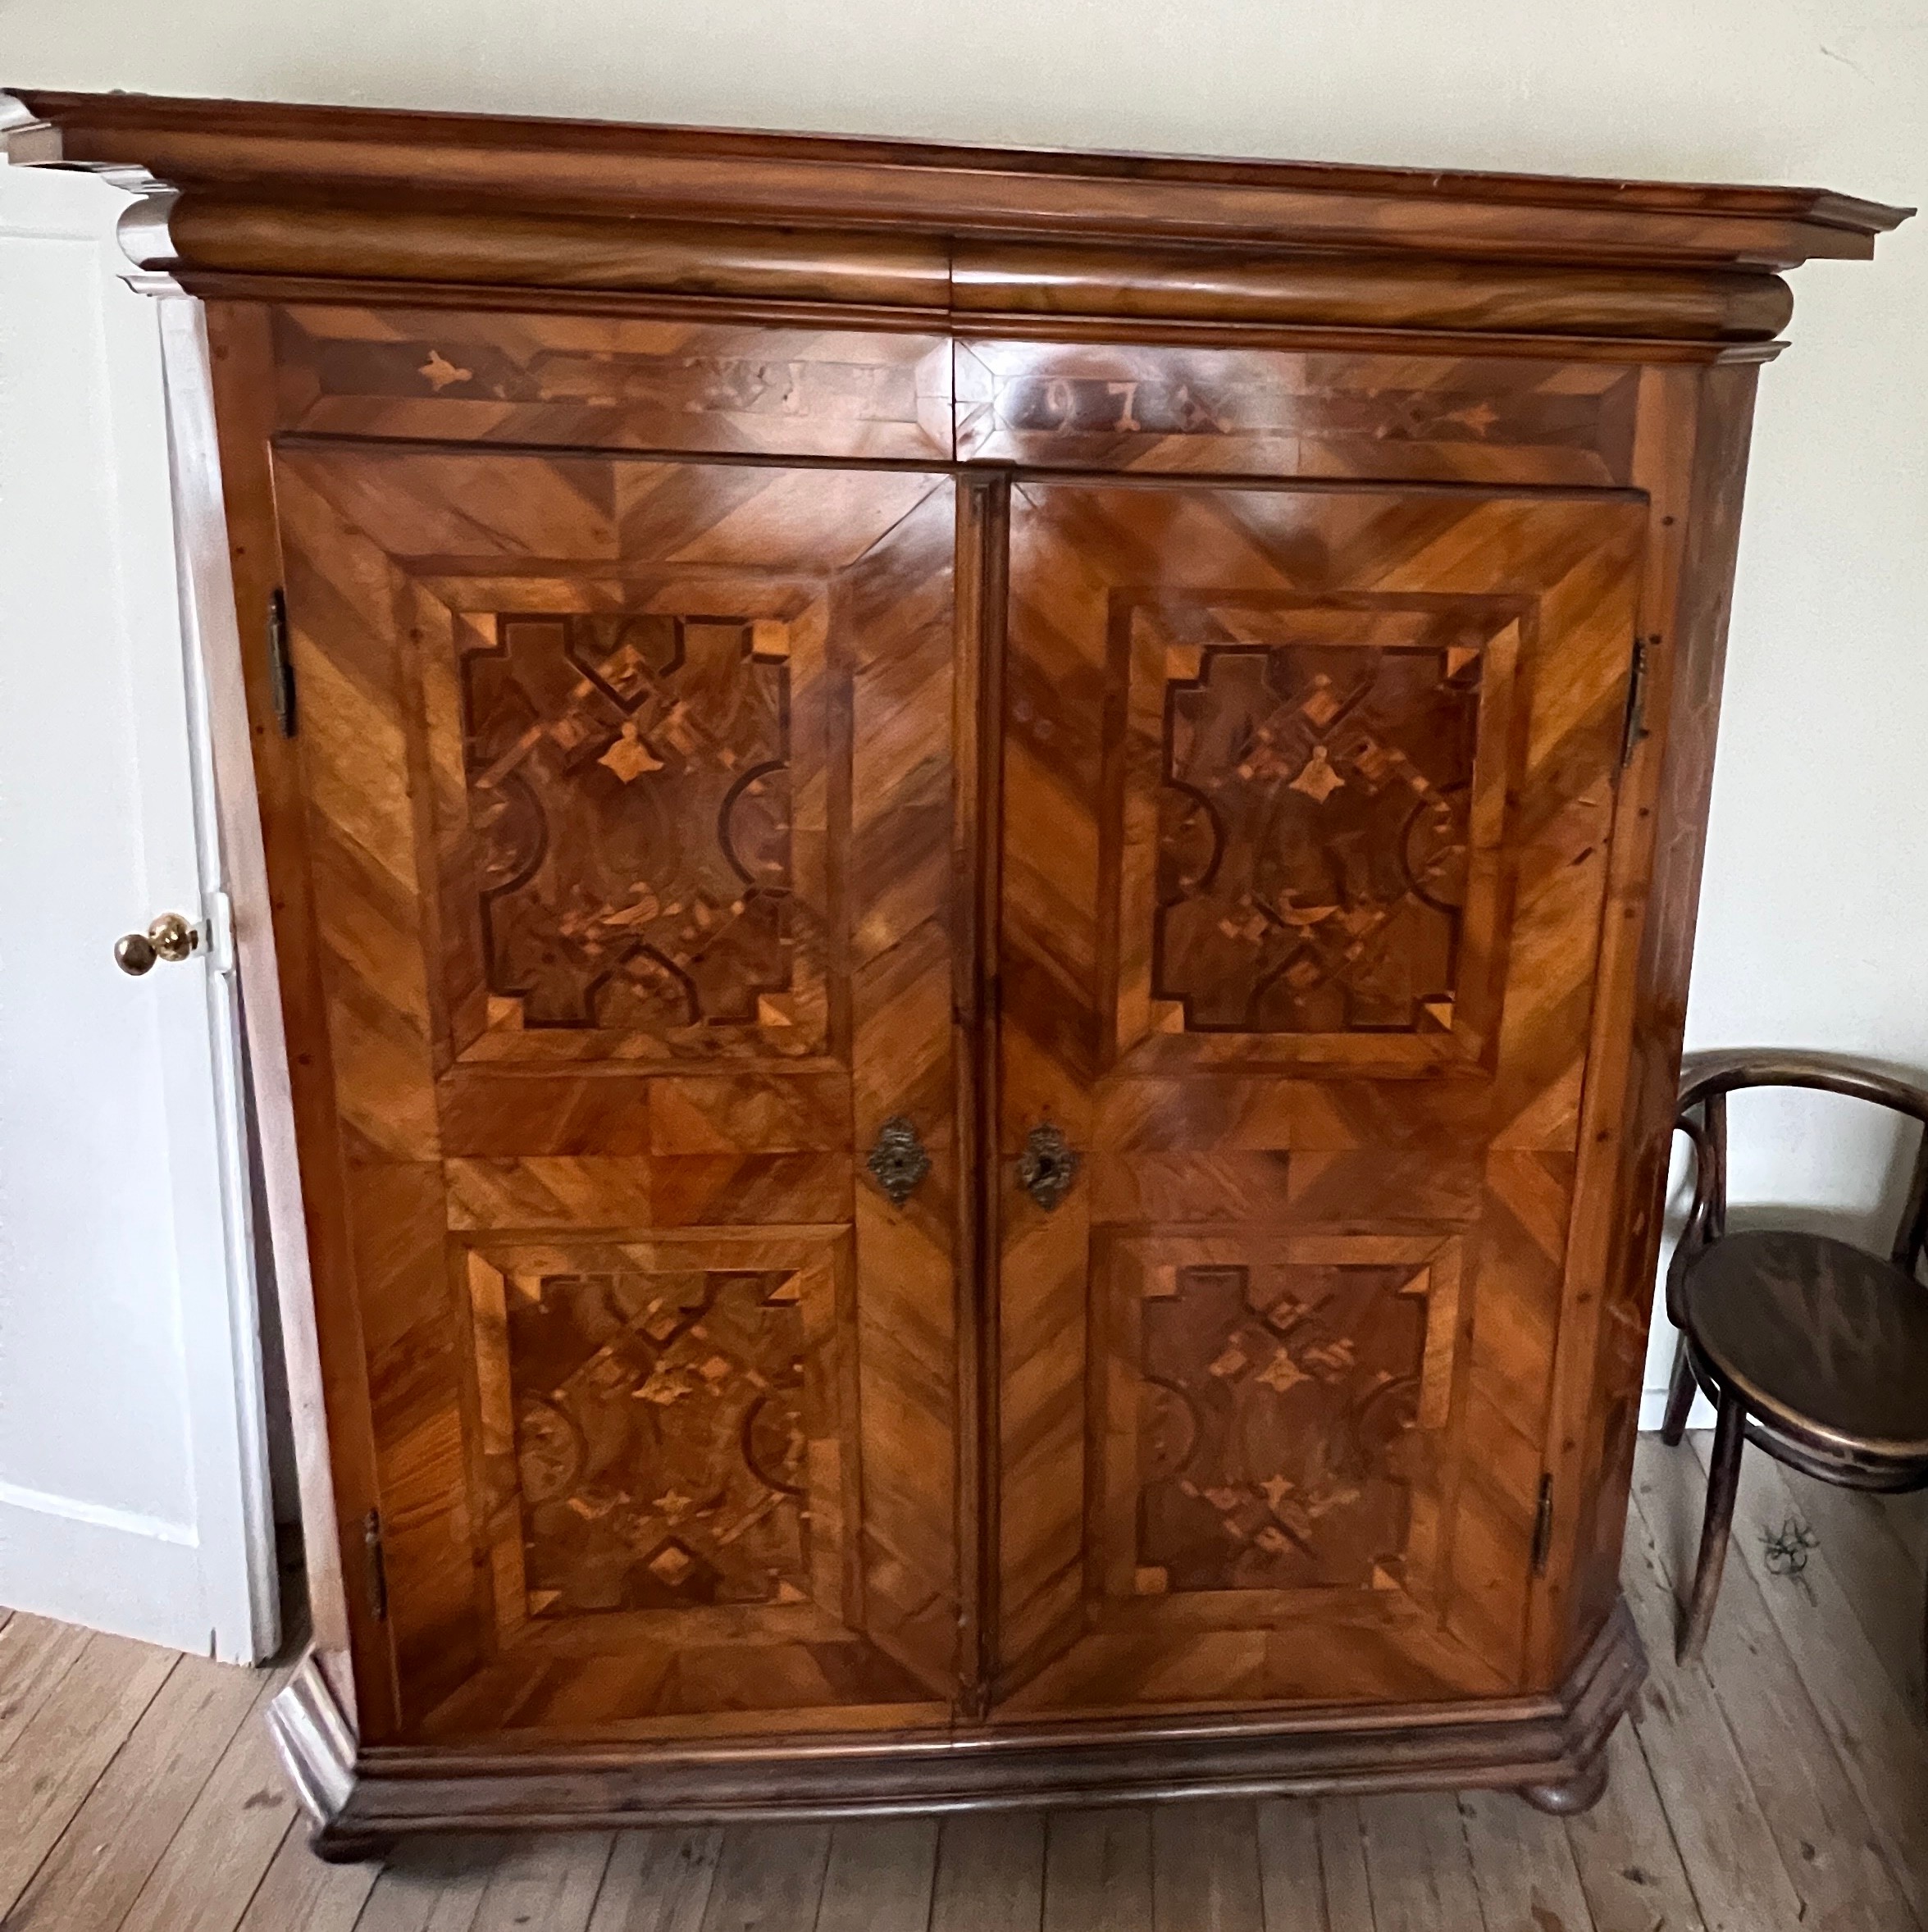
[2,94,181,289]
[16,88,1914,269]
[0,91,60,163]
[267,1651,358,1833]
[271,1596,1644,1853]
[14,90,1903,345]
[148,194,1791,343]
[111,172,182,288]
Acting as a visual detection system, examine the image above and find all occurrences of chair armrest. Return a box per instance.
[1666,1110,1723,1331]
[1680,1048,1928,1127]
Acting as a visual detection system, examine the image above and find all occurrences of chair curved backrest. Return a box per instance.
[1671,1050,1928,1317]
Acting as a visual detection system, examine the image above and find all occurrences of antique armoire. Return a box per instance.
[14,88,1906,1854]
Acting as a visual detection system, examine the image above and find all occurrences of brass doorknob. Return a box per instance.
[115,913,200,977]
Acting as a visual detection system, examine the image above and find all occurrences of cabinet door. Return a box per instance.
[271,448,964,1741]
[994,479,1645,1716]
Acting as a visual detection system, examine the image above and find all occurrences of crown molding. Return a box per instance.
[0,90,59,162]
[2,89,184,288]
[17,89,1912,266]
[7,90,1911,342]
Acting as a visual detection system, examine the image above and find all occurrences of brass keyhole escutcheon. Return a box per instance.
[1018,1122,1080,1212]
[866,1116,932,1207]
[114,912,199,977]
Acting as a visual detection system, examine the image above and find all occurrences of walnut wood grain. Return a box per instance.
[22,90,1907,267]
[1529,362,1761,1686]
[955,339,1640,485]
[153,195,1789,343]
[265,1597,1643,1850]
[268,444,964,1741]
[204,299,397,1737]
[267,305,951,460]
[995,478,1644,1716]
[137,88,1906,1838]
[173,196,949,308]
[17,93,1910,349]
[950,239,1793,342]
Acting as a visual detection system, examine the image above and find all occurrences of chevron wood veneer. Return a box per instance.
[991,480,1643,1719]
[273,445,960,1741]
[18,86,1903,1856]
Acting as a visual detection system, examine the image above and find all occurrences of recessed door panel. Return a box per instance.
[995,479,1645,1717]
[275,447,963,1740]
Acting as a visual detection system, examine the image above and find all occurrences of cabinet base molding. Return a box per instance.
[1518,1752,1614,1817]
[271,1602,1640,1851]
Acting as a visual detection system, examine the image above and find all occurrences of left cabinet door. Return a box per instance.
[270,447,965,1742]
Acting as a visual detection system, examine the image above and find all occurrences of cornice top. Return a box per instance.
[13,89,1911,272]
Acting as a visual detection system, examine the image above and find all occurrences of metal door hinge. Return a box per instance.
[1531,1474,1556,1574]
[362,1508,389,1622]
[1619,636,1652,767]
[267,587,297,738]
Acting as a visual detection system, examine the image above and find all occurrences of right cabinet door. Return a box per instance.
[992,479,1646,1719]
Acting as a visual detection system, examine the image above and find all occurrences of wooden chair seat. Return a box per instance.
[1683,1228,1928,1460]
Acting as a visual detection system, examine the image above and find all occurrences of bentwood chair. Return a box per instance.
[1661,1050,1928,1679]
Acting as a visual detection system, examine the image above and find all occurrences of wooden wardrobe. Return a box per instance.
[16,88,1906,1853]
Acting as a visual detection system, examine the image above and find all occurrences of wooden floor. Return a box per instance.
[2,1435,1925,1932]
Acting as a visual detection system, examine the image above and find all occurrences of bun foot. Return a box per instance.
[1519,1752,1610,1816]
[310,1826,396,1865]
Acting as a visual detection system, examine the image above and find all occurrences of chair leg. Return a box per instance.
[1660,1334,1695,1447]
[1678,1387,1746,1665]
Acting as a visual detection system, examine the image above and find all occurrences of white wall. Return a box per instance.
[7,2,1926,1420]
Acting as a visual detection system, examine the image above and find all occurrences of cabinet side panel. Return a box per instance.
[1533,362,1757,1679]
[204,301,397,1735]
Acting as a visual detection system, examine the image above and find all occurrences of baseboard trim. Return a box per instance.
[268,1598,1644,1854]
[1639,1387,1720,1433]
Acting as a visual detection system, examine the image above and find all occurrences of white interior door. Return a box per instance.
[0,159,278,1661]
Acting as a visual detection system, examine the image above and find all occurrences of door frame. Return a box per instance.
[0,158,279,1661]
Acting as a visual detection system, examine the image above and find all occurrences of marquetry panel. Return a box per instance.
[955,340,1639,485]
[1157,638,1476,1031]
[994,478,1646,1718]
[1125,600,1522,1070]
[989,1226,1493,1719]
[453,604,826,1062]
[467,1238,836,1640]
[272,444,962,1740]
[270,306,954,460]
[1110,1235,1461,1599]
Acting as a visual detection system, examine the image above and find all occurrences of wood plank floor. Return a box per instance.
[2,1437,1922,1932]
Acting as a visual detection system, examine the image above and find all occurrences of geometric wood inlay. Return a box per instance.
[954,339,1643,486]
[267,306,955,462]
[463,613,794,1030]
[1155,643,1481,1033]
[996,480,1643,1713]
[506,1266,809,1615]
[1137,1259,1429,1593]
[271,439,963,1735]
